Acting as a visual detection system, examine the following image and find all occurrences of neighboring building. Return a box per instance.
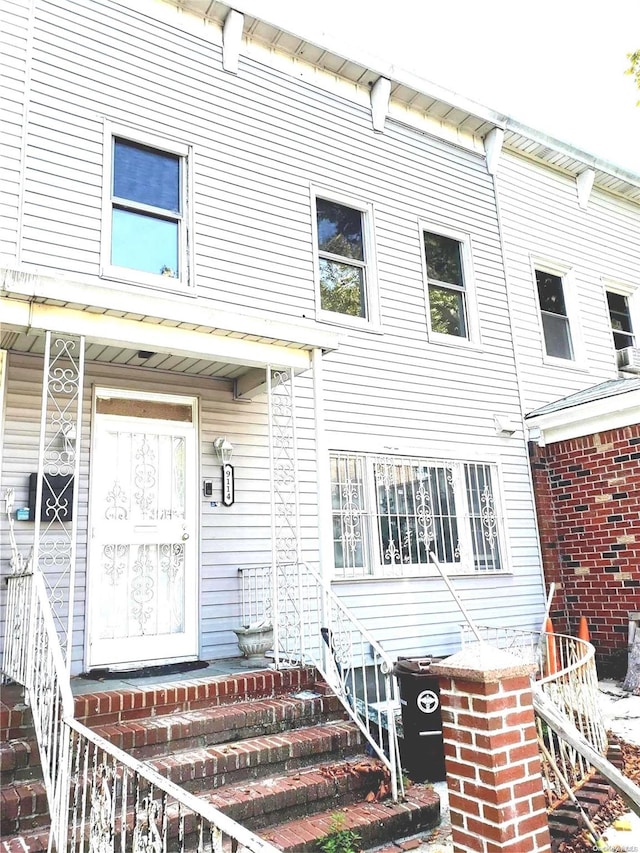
[0,0,638,677]
[490,124,640,665]
[526,381,640,664]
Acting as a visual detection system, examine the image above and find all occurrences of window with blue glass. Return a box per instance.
[110,138,185,281]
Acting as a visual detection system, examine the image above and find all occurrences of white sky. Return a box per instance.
[243,0,640,174]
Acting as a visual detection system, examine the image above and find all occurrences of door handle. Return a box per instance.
[182,532,189,541]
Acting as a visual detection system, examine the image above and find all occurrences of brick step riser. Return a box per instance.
[1,685,33,741]
[95,697,345,761]
[210,765,390,831]
[260,790,440,853]
[73,669,319,728]
[0,785,49,837]
[0,740,43,786]
[151,727,364,794]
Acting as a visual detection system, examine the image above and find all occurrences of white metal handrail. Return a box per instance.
[3,500,280,852]
[460,624,609,810]
[242,561,404,801]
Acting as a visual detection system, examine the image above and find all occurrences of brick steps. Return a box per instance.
[548,741,624,851]
[91,692,343,758]
[148,719,364,792]
[202,756,389,828]
[1,667,441,852]
[257,784,440,853]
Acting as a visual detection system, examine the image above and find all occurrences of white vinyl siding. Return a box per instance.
[0,352,319,674]
[0,2,31,264]
[497,151,640,412]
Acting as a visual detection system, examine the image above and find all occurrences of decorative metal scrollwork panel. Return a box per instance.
[33,333,84,665]
[268,369,302,659]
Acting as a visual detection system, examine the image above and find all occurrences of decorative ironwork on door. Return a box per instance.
[94,430,188,643]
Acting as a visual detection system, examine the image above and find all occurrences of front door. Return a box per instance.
[88,392,198,669]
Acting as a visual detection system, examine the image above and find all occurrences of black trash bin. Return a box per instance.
[393,657,446,782]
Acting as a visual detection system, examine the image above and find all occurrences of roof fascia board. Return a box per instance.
[505,119,640,188]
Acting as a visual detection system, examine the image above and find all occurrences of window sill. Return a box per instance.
[316,311,384,335]
[332,569,512,583]
[541,355,589,372]
[426,333,483,353]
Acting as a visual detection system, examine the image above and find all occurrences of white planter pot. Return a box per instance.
[233,625,274,660]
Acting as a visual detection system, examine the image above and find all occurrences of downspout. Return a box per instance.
[487,146,550,615]
[312,348,331,670]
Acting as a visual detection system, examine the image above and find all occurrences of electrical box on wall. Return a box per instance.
[203,479,213,498]
[28,473,74,522]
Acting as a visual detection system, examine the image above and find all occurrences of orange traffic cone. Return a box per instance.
[577,616,590,643]
[544,617,558,676]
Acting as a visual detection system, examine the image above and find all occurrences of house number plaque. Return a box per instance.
[222,463,235,507]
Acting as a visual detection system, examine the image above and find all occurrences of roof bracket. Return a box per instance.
[483,127,504,175]
[370,76,391,133]
[222,9,244,74]
[575,169,595,210]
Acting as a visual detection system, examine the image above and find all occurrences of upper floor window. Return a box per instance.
[102,128,191,289]
[313,193,378,325]
[330,452,505,579]
[421,225,478,345]
[535,269,574,360]
[424,232,467,337]
[607,290,635,350]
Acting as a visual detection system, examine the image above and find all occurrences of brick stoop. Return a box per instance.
[547,741,625,851]
[1,667,441,852]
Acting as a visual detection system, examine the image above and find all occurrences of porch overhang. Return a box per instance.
[0,268,340,390]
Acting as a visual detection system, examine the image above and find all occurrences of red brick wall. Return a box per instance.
[529,424,640,660]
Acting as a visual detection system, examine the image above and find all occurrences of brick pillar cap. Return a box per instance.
[430,644,537,683]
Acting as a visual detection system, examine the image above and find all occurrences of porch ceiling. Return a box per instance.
[0,326,251,381]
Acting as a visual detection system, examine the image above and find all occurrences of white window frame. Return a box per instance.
[531,257,584,368]
[311,187,380,329]
[100,122,194,292]
[603,278,638,353]
[329,451,508,580]
[419,220,480,347]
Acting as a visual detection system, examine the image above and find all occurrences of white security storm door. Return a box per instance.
[88,398,197,669]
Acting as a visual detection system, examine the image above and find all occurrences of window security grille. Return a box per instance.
[331,453,503,579]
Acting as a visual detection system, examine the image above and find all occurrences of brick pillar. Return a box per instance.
[431,647,551,853]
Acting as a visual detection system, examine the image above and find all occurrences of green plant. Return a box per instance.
[316,812,361,853]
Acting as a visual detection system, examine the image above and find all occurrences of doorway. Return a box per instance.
[87,390,198,669]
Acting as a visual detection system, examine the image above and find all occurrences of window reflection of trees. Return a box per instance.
[317,199,366,317]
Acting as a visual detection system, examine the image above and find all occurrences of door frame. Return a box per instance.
[85,386,200,671]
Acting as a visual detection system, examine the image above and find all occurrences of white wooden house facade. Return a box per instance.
[1,0,637,677]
